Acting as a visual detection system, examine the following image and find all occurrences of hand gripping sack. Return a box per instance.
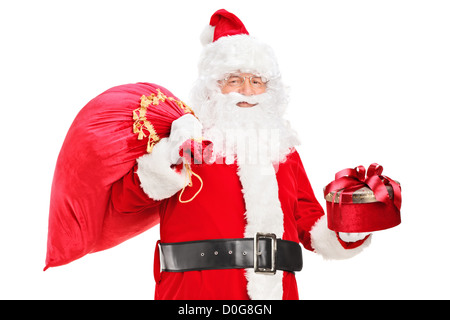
[45,82,199,270]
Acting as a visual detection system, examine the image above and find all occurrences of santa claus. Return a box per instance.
[113,9,372,300]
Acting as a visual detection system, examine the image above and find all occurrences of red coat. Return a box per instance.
[113,149,325,300]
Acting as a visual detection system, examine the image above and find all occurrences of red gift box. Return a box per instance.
[323,163,402,233]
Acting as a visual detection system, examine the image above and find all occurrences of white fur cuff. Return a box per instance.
[310,216,371,260]
[136,138,187,201]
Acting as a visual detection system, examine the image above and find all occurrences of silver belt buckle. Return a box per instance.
[254,232,277,275]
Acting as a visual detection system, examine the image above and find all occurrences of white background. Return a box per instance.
[1,0,449,299]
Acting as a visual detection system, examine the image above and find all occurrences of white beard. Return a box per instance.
[194,90,298,299]
[195,90,299,167]
[189,83,299,299]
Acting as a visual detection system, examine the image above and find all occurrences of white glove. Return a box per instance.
[338,232,371,242]
[169,114,203,146]
[136,114,203,200]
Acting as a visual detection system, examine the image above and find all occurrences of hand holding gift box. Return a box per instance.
[324,163,402,233]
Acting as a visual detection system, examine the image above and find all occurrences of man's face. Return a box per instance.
[220,73,267,108]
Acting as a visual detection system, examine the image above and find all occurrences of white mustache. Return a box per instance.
[220,92,270,106]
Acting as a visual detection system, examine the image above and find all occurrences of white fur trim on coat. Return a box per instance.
[136,138,188,201]
[236,154,284,300]
[310,216,372,260]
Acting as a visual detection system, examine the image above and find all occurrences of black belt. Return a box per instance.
[159,233,302,274]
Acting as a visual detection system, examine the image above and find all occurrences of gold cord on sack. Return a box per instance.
[179,163,203,203]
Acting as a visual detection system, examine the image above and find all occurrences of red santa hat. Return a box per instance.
[198,9,280,81]
[202,9,249,43]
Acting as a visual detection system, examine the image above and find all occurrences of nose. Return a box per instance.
[238,79,256,96]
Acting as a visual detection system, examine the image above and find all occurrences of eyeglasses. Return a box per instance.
[221,74,269,88]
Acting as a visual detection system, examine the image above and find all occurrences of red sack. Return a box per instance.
[45,82,196,270]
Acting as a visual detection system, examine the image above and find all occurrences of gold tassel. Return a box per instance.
[132,95,161,153]
[132,88,197,154]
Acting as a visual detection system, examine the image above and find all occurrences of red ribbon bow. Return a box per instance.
[324,163,402,211]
